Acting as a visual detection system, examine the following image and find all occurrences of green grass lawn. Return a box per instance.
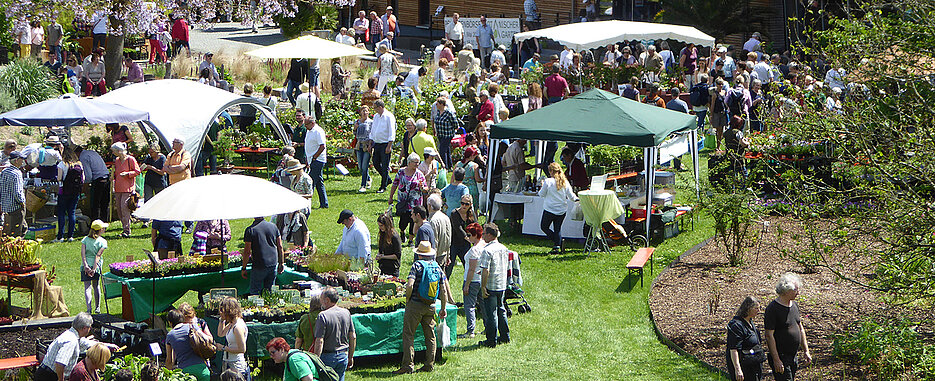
[22,156,720,380]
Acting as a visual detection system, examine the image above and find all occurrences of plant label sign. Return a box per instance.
[209,288,237,301]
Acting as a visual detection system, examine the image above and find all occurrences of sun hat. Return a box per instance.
[718,46,728,53]
[285,158,305,172]
[44,135,61,145]
[300,83,310,93]
[423,147,437,157]
[91,220,109,231]
[413,241,436,257]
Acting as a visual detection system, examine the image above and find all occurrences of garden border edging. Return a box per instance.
[647,236,729,379]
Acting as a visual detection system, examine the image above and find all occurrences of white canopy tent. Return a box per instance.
[97,80,288,160]
[245,35,374,59]
[512,20,716,51]
[133,174,310,221]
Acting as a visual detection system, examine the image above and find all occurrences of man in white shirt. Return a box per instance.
[368,100,396,192]
[335,209,371,262]
[352,11,369,43]
[446,13,464,51]
[294,83,317,117]
[91,11,108,51]
[479,223,511,347]
[743,32,762,53]
[402,66,426,97]
[381,6,397,45]
[716,46,739,82]
[334,28,354,45]
[559,46,574,70]
[752,55,772,84]
[490,45,507,68]
[434,38,447,66]
[303,113,329,208]
[35,313,117,381]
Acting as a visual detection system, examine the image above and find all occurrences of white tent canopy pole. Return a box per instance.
[512,20,716,51]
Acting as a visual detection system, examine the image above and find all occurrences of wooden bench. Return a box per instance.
[626,247,655,288]
[0,356,39,371]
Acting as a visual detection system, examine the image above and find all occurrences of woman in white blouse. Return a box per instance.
[538,162,578,253]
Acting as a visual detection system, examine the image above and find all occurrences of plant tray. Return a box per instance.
[8,264,41,274]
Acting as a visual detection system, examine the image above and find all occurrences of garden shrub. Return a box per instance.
[0,59,60,108]
[833,318,935,380]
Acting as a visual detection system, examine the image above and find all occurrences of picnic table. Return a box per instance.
[234,147,279,176]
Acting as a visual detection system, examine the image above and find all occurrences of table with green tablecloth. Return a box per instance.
[204,303,458,358]
[103,266,311,322]
[578,189,625,236]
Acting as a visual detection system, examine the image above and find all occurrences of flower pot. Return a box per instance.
[219,164,235,174]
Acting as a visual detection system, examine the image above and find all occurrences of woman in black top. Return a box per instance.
[374,213,401,277]
[727,296,764,381]
[447,194,476,278]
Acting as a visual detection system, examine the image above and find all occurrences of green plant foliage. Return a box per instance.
[275,3,338,39]
[833,318,935,380]
[0,59,60,108]
[0,86,17,114]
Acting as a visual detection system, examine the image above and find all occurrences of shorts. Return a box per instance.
[710,112,728,128]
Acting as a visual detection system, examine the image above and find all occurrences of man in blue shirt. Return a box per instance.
[335,209,371,263]
[475,16,496,68]
[522,53,541,73]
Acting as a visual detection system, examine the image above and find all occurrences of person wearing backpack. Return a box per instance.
[709,78,730,151]
[479,223,511,348]
[726,78,752,121]
[313,288,356,381]
[393,241,450,374]
[266,337,333,381]
[165,306,212,381]
[689,74,715,130]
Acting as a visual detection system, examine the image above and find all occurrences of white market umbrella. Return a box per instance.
[133,174,309,221]
[0,93,150,127]
[245,35,374,59]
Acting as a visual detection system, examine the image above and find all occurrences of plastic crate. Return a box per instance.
[26,224,56,242]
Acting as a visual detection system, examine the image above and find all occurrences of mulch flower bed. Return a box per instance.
[649,216,911,380]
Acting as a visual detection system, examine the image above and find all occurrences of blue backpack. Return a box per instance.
[417,260,444,302]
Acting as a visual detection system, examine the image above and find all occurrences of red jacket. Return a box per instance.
[171,19,189,42]
[477,100,495,122]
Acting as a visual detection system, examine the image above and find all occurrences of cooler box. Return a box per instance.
[26,224,56,242]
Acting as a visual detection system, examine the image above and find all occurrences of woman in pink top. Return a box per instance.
[111,142,141,238]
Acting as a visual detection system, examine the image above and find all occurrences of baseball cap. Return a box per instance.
[337,209,354,224]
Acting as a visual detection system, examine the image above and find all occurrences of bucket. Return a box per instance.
[703,134,717,150]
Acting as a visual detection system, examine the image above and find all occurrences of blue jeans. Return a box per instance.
[309,66,321,88]
[695,109,707,130]
[548,96,563,105]
[438,137,453,170]
[372,142,391,190]
[248,265,277,295]
[51,46,63,66]
[482,289,510,344]
[285,79,301,105]
[195,151,216,176]
[309,160,328,208]
[356,149,371,188]
[464,282,481,334]
[319,351,348,381]
[56,193,79,239]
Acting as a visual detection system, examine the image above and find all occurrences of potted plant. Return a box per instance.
[215,128,237,174]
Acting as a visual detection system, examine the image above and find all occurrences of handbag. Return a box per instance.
[436,166,448,189]
[740,344,767,366]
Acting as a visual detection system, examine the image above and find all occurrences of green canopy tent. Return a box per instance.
[487,88,701,239]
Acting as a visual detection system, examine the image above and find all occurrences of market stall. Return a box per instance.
[488,89,699,239]
[490,193,586,239]
[511,20,716,51]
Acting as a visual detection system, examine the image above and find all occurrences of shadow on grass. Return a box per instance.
[546,253,590,262]
[615,273,640,293]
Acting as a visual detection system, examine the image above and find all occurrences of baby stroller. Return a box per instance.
[504,251,531,317]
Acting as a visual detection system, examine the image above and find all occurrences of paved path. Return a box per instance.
[189,22,286,56]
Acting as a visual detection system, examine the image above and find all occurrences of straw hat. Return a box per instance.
[413,241,436,257]
[300,83,310,93]
[285,158,306,172]
[44,135,62,145]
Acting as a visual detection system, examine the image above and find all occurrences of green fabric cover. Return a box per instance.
[490,88,696,147]
[205,304,458,358]
[103,266,310,322]
[578,189,625,233]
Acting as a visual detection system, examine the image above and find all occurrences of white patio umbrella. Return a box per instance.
[0,93,150,127]
[133,174,309,221]
[245,35,374,59]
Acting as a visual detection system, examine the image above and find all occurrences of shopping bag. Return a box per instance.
[570,201,584,221]
[436,317,451,348]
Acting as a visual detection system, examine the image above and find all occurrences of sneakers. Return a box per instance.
[67,237,74,242]
[366,179,372,188]
[376,188,386,193]
[457,332,475,339]
[52,238,63,243]
[358,187,367,193]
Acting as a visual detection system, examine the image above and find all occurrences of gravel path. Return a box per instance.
[188,22,287,56]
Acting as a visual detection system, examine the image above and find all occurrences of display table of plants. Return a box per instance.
[0,237,44,273]
[107,252,243,278]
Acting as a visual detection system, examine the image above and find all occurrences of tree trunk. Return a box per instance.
[104,34,125,88]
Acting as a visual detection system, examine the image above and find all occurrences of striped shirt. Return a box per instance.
[0,166,24,213]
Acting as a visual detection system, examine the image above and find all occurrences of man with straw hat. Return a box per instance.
[394,241,448,374]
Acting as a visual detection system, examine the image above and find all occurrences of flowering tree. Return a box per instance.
[2,0,353,86]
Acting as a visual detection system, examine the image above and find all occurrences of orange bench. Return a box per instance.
[626,247,655,288]
[0,356,39,371]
